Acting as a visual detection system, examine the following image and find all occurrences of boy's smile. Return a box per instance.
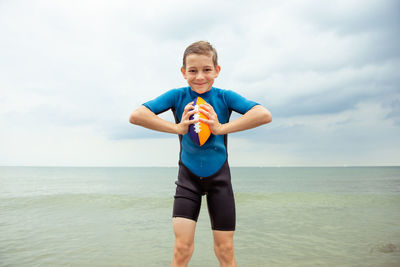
[181,54,221,94]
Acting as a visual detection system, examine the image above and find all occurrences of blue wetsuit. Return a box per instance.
[143,86,259,231]
[143,86,259,177]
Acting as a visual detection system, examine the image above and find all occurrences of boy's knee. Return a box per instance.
[214,241,234,257]
[174,240,194,258]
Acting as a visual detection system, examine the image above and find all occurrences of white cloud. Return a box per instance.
[0,123,180,166]
[1,0,399,166]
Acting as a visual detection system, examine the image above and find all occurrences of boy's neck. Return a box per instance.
[190,87,213,95]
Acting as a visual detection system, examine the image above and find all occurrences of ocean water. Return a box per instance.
[1,166,400,267]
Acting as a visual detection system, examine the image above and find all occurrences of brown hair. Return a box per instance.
[182,41,218,68]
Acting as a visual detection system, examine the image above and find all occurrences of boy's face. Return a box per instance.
[181,54,221,94]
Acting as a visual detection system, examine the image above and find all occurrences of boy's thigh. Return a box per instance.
[212,230,235,245]
[172,217,196,242]
[206,187,236,231]
[173,185,202,222]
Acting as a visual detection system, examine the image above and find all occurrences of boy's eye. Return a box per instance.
[205,68,212,72]
[189,70,196,73]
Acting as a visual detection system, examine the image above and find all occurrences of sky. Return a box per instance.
[1,0,399,167]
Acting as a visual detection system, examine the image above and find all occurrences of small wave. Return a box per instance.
[370,243,399,254]
[0,193,173,211]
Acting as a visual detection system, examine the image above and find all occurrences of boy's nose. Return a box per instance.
[196,72,205,80]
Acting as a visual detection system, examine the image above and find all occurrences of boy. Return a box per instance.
[129,41,272,267]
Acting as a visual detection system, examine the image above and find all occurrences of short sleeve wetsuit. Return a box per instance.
[143,86,259,230]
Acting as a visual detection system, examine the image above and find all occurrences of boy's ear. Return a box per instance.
[215,65,221,77]
[180,67,187,78]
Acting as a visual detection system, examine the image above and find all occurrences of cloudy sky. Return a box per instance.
[1,0,399,167]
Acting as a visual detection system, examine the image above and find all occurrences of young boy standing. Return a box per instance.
[130,41,272,267]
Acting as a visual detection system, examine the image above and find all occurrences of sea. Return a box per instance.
[0,166,399,267]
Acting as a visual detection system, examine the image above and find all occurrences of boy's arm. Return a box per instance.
[199,104,272,135]
[129,103,198,135]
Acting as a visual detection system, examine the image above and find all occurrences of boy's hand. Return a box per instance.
[176,102,199,135]
[198,104,225,135]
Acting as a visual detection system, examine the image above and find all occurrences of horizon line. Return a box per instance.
[1,164,399,168]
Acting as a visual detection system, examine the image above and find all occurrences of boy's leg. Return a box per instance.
[171,217,196,267]
[213,230,237,267]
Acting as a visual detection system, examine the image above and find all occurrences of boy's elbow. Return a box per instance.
[129,114,136,124]
[256,105,272,124]
[130,105,152,125]
[264,110,272,124]
[129,110,141,125]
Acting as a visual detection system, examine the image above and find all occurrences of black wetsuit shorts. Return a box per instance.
[172,160,236,231]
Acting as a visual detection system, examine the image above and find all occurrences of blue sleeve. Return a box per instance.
[142,89,179,115]
[224,90,259,114]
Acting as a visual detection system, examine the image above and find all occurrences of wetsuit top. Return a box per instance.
[143,86,259,177]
